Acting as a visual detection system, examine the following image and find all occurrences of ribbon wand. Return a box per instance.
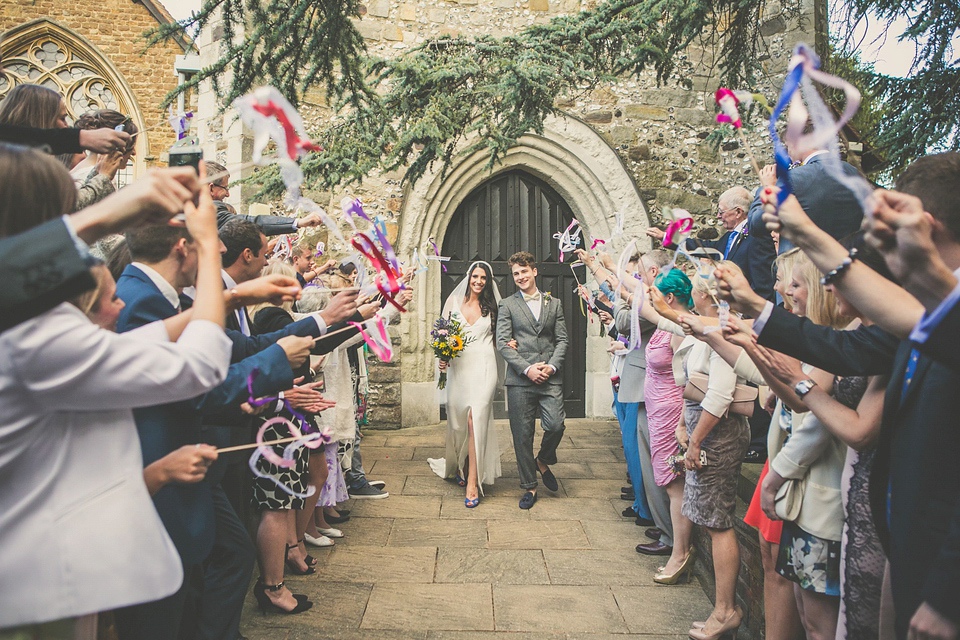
[715,89,763,178]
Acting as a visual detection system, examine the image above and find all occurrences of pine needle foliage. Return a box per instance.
[146,0,798,196]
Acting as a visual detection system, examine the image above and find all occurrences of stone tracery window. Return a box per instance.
[1,33,123,124]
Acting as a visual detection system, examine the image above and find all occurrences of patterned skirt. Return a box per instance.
[251,414,310,511]
[777,520,842,596]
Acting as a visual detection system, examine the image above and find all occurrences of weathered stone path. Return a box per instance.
[240,418,713,639]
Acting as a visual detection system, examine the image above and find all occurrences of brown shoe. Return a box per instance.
[635,540,673,556]
[645,527,662,541]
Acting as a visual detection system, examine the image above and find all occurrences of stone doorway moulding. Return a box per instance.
[396,113,652,426]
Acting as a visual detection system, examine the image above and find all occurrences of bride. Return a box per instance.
[428,261,503,507]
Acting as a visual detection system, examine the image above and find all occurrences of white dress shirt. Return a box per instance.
[132,262,181,311]
[0,304,231,627]
[524,289,543,321]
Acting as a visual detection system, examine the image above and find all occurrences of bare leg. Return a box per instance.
[256,510,297,610]
[306,453,330,536]
[705,526,740,625]
[795,586,839,640]
[283,510,309,573]
[660,476,694,574]
[760,536,804,640]
[466,409,479,501]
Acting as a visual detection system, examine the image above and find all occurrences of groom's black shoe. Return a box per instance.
[519,491,537,509]
[537,462,559,492]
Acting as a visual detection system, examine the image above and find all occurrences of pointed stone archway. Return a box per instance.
[396,113,651,426]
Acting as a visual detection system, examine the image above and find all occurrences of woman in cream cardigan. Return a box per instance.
[639,260,751,640]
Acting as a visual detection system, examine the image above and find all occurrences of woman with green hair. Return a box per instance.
[641,268,696,583]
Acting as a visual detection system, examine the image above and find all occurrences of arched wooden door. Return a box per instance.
[441,170,587,418]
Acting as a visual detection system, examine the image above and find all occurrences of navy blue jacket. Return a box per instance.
[748,154,865,254]
[115,264,297,564]
[680,225,777,302]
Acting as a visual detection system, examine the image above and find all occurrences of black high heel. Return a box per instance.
[253,579,313,615]
[285,542,316,575]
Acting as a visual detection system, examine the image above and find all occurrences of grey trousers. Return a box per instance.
[636,406,674,546]
[507,384,565,490]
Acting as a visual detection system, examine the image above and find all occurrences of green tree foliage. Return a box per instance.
[831,0,959,177]
[149,0,796,196]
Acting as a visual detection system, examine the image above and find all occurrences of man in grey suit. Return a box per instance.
[496,251,568,509]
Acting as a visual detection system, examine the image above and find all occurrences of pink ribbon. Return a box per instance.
[251,101,323,160]
[663,215,693,247]
[715,88,743,129]
[349,316,394,362]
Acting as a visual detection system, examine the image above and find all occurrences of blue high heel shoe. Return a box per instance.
[465,495,480,508]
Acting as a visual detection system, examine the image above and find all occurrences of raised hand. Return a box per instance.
[70,167,202,243]
[721,315,757,349]
[758,163,777,187]
[277,335,314,369]
[866,189,948,285]
[231,274,301,307]
[358,301,380,320]
[574,248,594,266]
[645,227,666,242]
[320,289,359,325]
[78,128,131,154]
[714,265,767,317]
[759,188,815,246]
[297,212,323,228]
[678,313,707,338]
[95,150,127,179]
[750,344,806,386]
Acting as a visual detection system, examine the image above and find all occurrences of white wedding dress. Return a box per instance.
[428,308,502,493]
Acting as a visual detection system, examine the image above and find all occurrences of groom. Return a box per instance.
[496,251,568,509]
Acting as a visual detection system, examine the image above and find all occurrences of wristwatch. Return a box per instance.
[794,379,817,398]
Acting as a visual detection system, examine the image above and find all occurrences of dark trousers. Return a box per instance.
[181,485,256,640]
[114,562,196,640]
[507,384,565,490]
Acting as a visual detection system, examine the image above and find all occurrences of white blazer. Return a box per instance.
[0,304,231,627]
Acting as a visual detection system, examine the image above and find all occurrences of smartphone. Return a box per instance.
[168,135,202,173]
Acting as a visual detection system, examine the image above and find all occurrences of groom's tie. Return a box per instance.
[523,292,540,302]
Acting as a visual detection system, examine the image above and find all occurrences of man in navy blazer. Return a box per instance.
[747,148,865,255]
[649,186,777,302]
[113,223,353,640]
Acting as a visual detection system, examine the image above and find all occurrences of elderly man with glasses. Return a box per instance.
[204,161,325,236]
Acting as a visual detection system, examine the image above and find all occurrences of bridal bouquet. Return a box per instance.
[431,314,471,389]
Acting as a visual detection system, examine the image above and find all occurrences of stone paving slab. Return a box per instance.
[358,445,414,461]
[493,585,629,633]
[486,519,590,550]
[613,586,716,634]
[527,497,623,521]
[435,548,550,584]
[348,495,442,519]
[411,446,447,460]
[579,519,647,550]
[320,545,437,583]
[439,495,532,520]
[371,459,446,476]
[389,518,488,548]
[239,419,714,638]
[557,478,626,498]
[543,549,665,585]
[361,583,494,631]
[333,515,394,547]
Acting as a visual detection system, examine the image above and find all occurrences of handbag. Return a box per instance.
[683,370,758,417]
[773,477,805,522]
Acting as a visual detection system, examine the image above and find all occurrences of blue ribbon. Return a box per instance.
[768,62,804,209]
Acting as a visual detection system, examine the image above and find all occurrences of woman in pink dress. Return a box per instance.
[643,268,694,584]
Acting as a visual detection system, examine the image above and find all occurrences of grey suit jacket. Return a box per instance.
[496,291,567,386]
[614,300,656,403]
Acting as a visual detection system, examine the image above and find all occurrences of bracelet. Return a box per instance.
[821,248,858,285]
